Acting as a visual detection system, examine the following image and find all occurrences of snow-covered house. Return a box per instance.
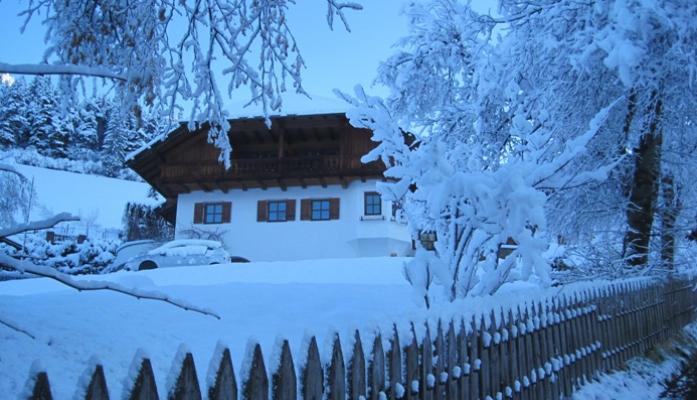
[128,113,413,261]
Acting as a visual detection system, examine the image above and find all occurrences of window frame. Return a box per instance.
[267,200,288,222]
[364,192,382,216]
[203,202,224,224]
[311,199,331,221]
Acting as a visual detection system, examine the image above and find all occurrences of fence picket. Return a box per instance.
[348,331,367,400]
[208,348,237,400]
[128,358,159,400]
[302,337,324,400]
[446,321,459,400]
[272,340,296,400]
[388,327,402,400]
[327,335,346,400]
[368,334,386,400]
[404,328,419,400]
[30,371,53,400]
[170,353,202,400]
[242,344,268,400]
[419,325,434,400]
[85,365,109,400]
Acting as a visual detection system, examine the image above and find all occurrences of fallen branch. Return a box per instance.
[0,317,36,340]
[0,253,221,320]
[0,213,80,238]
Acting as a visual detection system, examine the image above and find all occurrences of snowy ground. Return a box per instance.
[0,256,674,399]
[10,163,159,237]
[1,257,413,399]
[573,322,697,400]
[0,256,571,399]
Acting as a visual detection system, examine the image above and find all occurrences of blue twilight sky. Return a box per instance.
[0,1,496,111]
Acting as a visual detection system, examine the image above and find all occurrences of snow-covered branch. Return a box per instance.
[0,63,127,81]
[0,253,221,320]
[0,162,28,182]
[0,213,80,238]
[11,0,362,164]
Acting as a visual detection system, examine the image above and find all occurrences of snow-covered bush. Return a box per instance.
[122,202,174,241]
[0,234,119,277]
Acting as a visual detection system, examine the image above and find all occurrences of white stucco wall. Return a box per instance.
[174,180,414,261]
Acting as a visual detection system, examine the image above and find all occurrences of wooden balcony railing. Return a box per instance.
[160,156,382,182]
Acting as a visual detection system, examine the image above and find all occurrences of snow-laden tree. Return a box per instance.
[1,0,362,166]
[340,0,697,304]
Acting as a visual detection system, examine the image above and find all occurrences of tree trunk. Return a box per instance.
[660,175,680,269]
[624,98,663,267]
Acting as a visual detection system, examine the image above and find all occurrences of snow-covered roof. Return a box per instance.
[126,92,348,162]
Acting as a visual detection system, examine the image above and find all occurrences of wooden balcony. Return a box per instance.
[160,155,383,188]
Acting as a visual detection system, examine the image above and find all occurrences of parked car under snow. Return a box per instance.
[107,239,240,271]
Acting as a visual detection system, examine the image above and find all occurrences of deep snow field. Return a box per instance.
[0,257,415,399]
[0,256,679,399]
[0,256,561,399]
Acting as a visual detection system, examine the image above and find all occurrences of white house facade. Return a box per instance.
[129,113,415,262]
[175,181,412,261]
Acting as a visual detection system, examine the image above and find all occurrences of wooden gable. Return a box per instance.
[128,113,386,222]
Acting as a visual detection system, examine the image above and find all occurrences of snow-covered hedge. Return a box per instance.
[0,234,119,277]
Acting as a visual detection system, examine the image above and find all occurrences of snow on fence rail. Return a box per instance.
[25,277,697,400]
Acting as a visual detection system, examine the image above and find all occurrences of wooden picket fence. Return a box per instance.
[27,277,697,400]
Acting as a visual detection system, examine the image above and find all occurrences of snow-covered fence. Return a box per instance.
[24,277,697,400]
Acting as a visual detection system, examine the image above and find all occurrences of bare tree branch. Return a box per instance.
[0,317,37,340]
[0,213,80,238]
[0,253,221,320]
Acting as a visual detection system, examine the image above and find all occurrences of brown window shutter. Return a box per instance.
[329,198,340,220]
[257,201,268,222]
[286,199,296,221]
[300,199,311,221]
[194,203,204,224]
[222,202,232,223]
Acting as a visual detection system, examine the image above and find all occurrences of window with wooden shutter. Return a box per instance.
[193,203,205,224]
[300,199,312,220]
[329,198,340,220]
[195,202,231,224]
[221,202,232,223]
[300,198,340,221]
[257,201,268,222]
[286,199,296,221]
